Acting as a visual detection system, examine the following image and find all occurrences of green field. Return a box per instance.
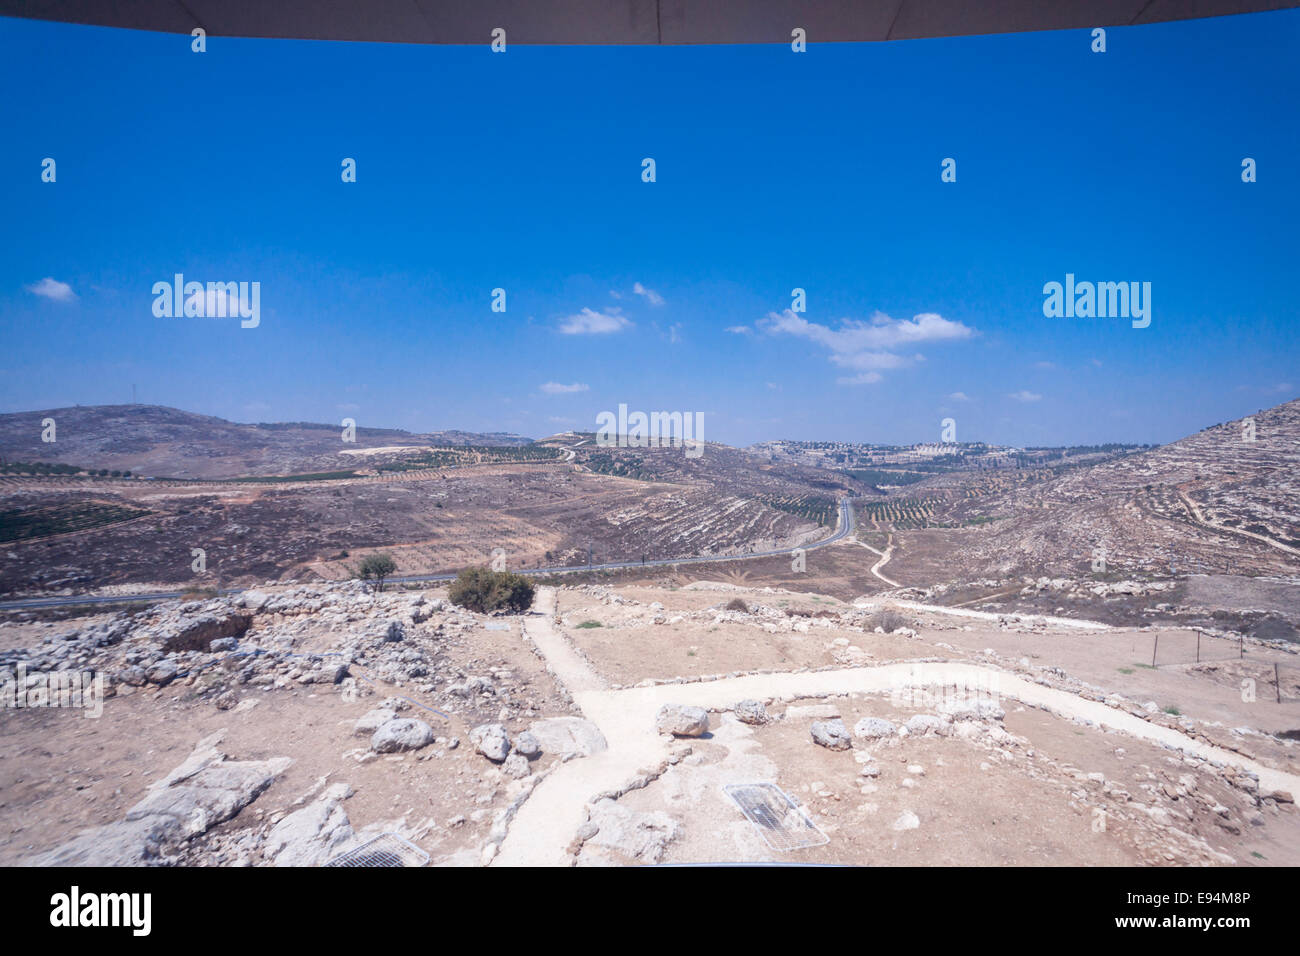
[0,501,152,542]
[756,494,838,526]
[376,445,564,473]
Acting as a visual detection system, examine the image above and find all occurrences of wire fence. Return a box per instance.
[1151,628,1300,704]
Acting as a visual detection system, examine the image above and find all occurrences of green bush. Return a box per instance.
[448,566,535,613]
[356,553,398,591]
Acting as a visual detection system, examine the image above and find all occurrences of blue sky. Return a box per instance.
[1,11,1297,448]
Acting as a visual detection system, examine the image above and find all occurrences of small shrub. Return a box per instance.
[576,620,602,629]
[448,566,535,613]
[724,598,749,612]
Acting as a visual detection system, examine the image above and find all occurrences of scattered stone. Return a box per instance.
[353,708,397,737]
[528,717,607,756]
[263,783,355,866]
[903,714,949,737]
[810,718,852,751]
[655,704,710,737]
[853,717,897,739]
[580,798,679,864]
[370,718,435,753]
[146,661,178,686]
[501,753,531,779]
[470,723,512,762]
[513,731,542,758]
[892,810,920,831]
[31,731,291,866]
[733,699,769,725]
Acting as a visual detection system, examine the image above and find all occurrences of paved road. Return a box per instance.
[0,498,856,611]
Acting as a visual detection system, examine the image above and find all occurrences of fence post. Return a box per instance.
[1277,663,1283,704]
[1152,634,1159,668]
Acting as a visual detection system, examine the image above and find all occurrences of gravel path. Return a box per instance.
[492,589,1299,866]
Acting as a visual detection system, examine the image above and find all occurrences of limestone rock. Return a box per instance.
[371,718,435,753]
[470,723,512,762]
[656,704,710,737]
[513,731,542,758]
[528,717,607,757]
[263,783,355,866]
[811,718,852,750]
[853,717,897,739]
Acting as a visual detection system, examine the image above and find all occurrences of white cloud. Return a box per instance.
[948,391,970,401]
[539,382,590,394]
[836,372,884,386]
[758,309,975,383]
[829,351,909,371]
[1033,361,1056,369]
[1268,382,1294,393]
[1008,390,1042,402]
[558,308,632,335]
[26,277,76,302]
[725,325,752,335]
[632,282,665,306]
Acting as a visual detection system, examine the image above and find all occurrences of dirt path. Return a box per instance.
[520,588,607,695]
[855,533,901,587]
[493,593,1300,866]
[871,535,901,587]
[880,598,1111,631]
[1177,490,1300,557]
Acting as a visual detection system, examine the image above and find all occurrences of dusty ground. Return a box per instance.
[4,576,1299,868]
[0,587,576,866]
[608,696,1299,867]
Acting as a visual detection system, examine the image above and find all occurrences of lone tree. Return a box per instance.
[448,566,535,613]
[356,553,397,591]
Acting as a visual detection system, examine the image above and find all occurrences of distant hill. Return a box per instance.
[943,397,1300,577]
[0,404,532,479]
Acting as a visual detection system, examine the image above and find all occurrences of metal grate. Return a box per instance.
[324,833,430,868]
[724,783,830,852]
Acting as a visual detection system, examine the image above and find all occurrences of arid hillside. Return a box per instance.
[0,405,532,479]
[0,409,867,596]
[913,398,1300,581]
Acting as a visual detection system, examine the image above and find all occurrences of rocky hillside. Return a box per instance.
[946,397,1300,578]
